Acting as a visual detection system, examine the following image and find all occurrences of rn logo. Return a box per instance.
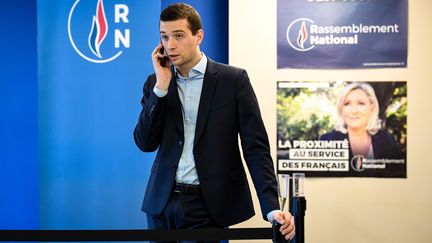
[68,0,130,63]
[351,155,365,172]
[286,18,315,52]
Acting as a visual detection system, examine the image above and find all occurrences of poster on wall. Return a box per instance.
[277,0,408,69]
[277,81,407,178]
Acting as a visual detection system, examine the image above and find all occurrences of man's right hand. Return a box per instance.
[152,43,172,91]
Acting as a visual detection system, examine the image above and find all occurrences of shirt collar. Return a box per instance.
[194,53,207,74]
[176,53,207,79]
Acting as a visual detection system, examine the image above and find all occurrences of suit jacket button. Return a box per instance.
[179,141,183,146]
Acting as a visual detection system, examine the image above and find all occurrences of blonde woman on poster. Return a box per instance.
[320,82,403,160]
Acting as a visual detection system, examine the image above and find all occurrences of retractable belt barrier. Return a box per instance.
[0,228,275,242]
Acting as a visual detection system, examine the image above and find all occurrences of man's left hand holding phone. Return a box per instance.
[152,43,171,91]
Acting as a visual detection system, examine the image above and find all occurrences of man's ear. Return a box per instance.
[196,29,204,45]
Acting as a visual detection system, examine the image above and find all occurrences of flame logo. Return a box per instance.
[88,0,108,58]
[351,155,365,172]
[296,21,308,49]
[68,0,124,63]
[286,18,315,52]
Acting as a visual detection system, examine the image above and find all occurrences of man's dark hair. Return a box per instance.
[160,3,202,35]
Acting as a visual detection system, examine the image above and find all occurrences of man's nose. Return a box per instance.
[166,38,176,50]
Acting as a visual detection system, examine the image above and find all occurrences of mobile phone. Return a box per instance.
[158,46,169,67]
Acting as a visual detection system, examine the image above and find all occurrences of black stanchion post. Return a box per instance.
[272,222,288,243]
[290,195,306,243]
[289,173,306,243]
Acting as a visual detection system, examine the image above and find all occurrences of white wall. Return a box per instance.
[229,0,432,242]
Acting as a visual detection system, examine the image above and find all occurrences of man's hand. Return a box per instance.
[270,210,295,240]
[152,43,172,91]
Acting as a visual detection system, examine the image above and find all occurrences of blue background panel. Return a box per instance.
[0,0,228,233]
[0,0,39,229]
[38,0,160,229]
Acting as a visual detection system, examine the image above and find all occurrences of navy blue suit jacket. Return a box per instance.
[134,59,278,227]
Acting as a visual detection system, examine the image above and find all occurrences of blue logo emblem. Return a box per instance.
[286,18,315,52]
[68,0,130,63]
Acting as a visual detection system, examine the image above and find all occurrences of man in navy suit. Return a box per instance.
[134,3,294,242]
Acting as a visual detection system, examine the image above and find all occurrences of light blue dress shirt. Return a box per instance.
[153,54,207,185]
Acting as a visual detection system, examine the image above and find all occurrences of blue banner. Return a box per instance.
[36,0,228,230]
[38,0,160,229]
[1,0,228,231]
[0,0,38,229]
[277,0,408,69]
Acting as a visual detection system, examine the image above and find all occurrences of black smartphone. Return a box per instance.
[158,46,169,67]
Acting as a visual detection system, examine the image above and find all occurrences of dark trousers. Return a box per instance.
[147,190,220,243]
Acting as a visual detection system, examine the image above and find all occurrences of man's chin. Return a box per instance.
[169,58,181,66]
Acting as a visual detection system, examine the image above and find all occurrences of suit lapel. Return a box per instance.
[194,60,219,146]
[167,71,184,136]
